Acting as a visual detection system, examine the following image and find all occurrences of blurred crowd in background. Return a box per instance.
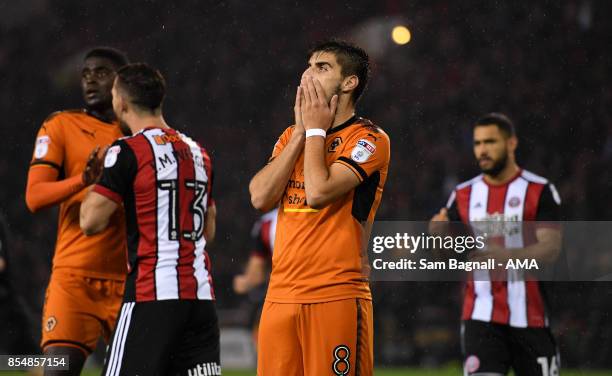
[1,0,611,368]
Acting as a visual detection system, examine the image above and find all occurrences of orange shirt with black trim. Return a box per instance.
[266,116,390,303]
[29,110,127,280]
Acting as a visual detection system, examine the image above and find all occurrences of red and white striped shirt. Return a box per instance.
[94,127,215,302]
[250,208,278,259]
[446,169,561,328]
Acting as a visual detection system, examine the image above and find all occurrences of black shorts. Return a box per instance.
[102,300,220,376]
[461,320,559,376]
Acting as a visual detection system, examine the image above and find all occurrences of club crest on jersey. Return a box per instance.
[328,137,342,153]
[351,139,376,163]
[34,135,50,158]
[508,196,521,208]
[104,145,121,168]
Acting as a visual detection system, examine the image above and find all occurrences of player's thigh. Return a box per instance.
[257,301,303,376]
[510,327,559,376]
[102,301,185,376]
[301,298,373,376]
[462,320,512,375]
[171,300,221,375]
[41,273,103,355]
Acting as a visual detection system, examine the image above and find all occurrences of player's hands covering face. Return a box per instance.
[299,76,338,132]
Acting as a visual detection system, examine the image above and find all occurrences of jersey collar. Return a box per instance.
[482,168,523,187]
[327,114,357,136]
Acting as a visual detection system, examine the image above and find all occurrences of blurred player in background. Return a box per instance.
[0,211,39,358]
[431,113,562,376]
[233,207,278,349]
[25,47,128,375]
[250,40,390,375]
[80,63,220,375]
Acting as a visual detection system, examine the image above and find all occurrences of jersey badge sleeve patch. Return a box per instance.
[351,139,376,163]
[104,145,122,168]
[34,135,51,158]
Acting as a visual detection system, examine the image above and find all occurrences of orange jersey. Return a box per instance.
[266,116,390,303]
[29,110,127,280]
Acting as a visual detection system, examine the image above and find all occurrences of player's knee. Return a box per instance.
[43,346,86,376]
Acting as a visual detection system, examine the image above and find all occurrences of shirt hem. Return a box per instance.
[265,293,372,304]
[52,266,126,281]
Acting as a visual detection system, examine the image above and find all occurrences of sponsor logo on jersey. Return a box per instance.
[104,145,121,168]
[153,134,182,145]
[351,139,376,163]
[34,135,50,158]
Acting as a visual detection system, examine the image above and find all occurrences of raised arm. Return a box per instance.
[26,147,103,212]
[249,87,305,212]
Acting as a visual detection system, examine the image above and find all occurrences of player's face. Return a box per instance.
[473,125,511,176]
[302,51,343,102]
[81,57,118,110]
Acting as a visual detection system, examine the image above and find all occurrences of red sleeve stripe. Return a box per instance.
[93,184,123,204]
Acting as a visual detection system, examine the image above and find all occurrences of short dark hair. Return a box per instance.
[308,39,370,103]
[474,112,516,138]
[116,63,166,113]
[84,47,129,68]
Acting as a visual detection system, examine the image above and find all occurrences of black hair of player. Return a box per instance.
[84,47,129,69]
[308,39,370,103]
[116,63,166,113]
[474,113,516,138]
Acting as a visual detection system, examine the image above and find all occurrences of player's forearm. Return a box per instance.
[244,257,267,287]
[204,204,216,244]
[249,133,304,211]
[25,169,84,213]
[512,234,562,263]
[303,136,332,208]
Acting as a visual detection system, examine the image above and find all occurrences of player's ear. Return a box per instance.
[341,75,359,94]
[507,135,518,152]
[117,93,129,114]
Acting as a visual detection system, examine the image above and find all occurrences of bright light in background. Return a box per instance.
[391,25,411,45]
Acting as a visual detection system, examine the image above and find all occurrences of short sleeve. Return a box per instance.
[269,126,295,162]
[203,149,215,207]
[536,183,562,221]
[334,128,390,182]
[249,218,270,259]
[93,140,137,203]
[30,114,66,171]
[445,190,461,221]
